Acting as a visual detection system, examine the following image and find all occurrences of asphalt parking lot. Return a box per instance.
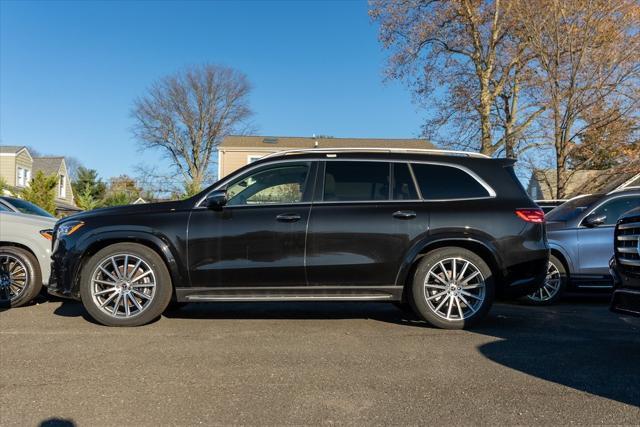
[1,296,639,426]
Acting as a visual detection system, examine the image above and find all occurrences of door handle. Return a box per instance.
[276,213,302,223]
[393,210,417,220]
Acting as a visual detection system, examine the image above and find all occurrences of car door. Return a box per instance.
[187,161,316,288]
[305,160,425,287]
[577,194,640,278]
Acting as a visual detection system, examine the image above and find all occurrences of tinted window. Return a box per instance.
[590,196,640,226]
[0,203,10,212]
[226,163,310,206]
[2,198,54,217]
[546,195,601,222]
[393,163,418,200]
[324,161,389,201]
[411,164,490,200]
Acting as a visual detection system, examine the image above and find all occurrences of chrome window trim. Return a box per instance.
[196,157,497,208]
[409,161,496,199]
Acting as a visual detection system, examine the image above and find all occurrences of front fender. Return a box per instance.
[70,226,187,288]
[547,241,576,273]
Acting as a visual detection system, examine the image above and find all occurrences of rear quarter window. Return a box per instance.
[411,163,491,200]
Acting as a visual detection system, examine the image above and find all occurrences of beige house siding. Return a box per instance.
[218,149,277,178]
[55,160,75,205]
[0,148,33,188]
[0,156,16,186]
[15,151,33,188]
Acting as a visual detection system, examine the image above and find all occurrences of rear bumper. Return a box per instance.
[609,257,640,317]
[498,251,549,298]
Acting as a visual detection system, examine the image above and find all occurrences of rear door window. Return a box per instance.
[392,163,419,200]
[323,161,390,201]
[411,163,490,200]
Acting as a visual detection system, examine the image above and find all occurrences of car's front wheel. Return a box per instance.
[410,247,494,329]
[0,246,42,307]
[524,255,566,305]
[80,243,172,326]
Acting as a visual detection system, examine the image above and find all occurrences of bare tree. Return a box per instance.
[514,0,640,198]
[132,64,253,195]
[370,0,542,156]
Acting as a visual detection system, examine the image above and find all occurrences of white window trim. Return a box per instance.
[59,175,66,198]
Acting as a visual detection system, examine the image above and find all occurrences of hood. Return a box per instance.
[620,207,640,221]
[0,211,57,228]
[59,200,189,223]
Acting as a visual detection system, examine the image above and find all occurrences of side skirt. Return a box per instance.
[175,286,403,302]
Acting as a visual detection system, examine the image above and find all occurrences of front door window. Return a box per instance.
[226,163,310,206]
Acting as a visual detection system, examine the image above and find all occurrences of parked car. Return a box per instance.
[610,207,640,317]
[0,196,55,218]
[48,148,548,328]
[535,200,567,214]
[527,189,640,304]
[0,211,56,306]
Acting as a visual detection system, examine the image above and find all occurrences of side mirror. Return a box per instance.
[583,213,606,228]
[204,190,227,210]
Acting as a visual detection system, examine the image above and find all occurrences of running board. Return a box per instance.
[175,286,403,302]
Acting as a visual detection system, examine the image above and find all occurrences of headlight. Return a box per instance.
[56,221,85,238]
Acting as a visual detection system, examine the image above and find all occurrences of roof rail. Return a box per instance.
[260,147,491,160]
[608,185,640,194]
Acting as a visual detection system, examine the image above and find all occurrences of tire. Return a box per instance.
[0,246,42,307]
[410,247,495,329]
[523,255,567,305]
[79,243,172,326]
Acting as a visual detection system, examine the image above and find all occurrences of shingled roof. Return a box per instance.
[0,145,28,154]
[32,157,64,175]
[220,135,434,150]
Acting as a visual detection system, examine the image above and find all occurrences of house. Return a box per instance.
[0,145,78,214]
[217,135,435,178]
[527,169,640,201]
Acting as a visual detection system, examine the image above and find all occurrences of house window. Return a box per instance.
[59,175,66,198]
[247,155,262,164]
[16,167,31,187]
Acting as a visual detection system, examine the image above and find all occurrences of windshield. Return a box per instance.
[546,195,601,222]
[3,198,55,218]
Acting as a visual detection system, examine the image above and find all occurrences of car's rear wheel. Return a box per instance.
[411,247,494,329]
[0,246,42,307]
[80,243,172,326]
[524,255,566,305]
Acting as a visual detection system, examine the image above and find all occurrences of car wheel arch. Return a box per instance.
[0,241,43,278]
[72,232,183,294]
[549,249,571,280]
[396,237,502,300]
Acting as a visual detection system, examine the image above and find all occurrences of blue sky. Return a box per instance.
[0,0,424,180]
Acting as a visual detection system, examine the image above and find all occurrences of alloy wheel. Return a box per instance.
[423,257,486,321]
[528,261,561,302]
[90,254,157,318]
[0,254,29,301]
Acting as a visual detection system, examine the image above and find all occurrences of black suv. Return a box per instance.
[610,207,640,316]
[49,149,548,328]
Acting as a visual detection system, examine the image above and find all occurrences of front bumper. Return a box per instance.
[609,257,640,317]
[48,236,82,300]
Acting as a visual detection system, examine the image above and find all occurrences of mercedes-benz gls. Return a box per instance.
[48,149,548,329]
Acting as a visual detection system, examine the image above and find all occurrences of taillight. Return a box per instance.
[515,208,545,223]
[40,229,53,240]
